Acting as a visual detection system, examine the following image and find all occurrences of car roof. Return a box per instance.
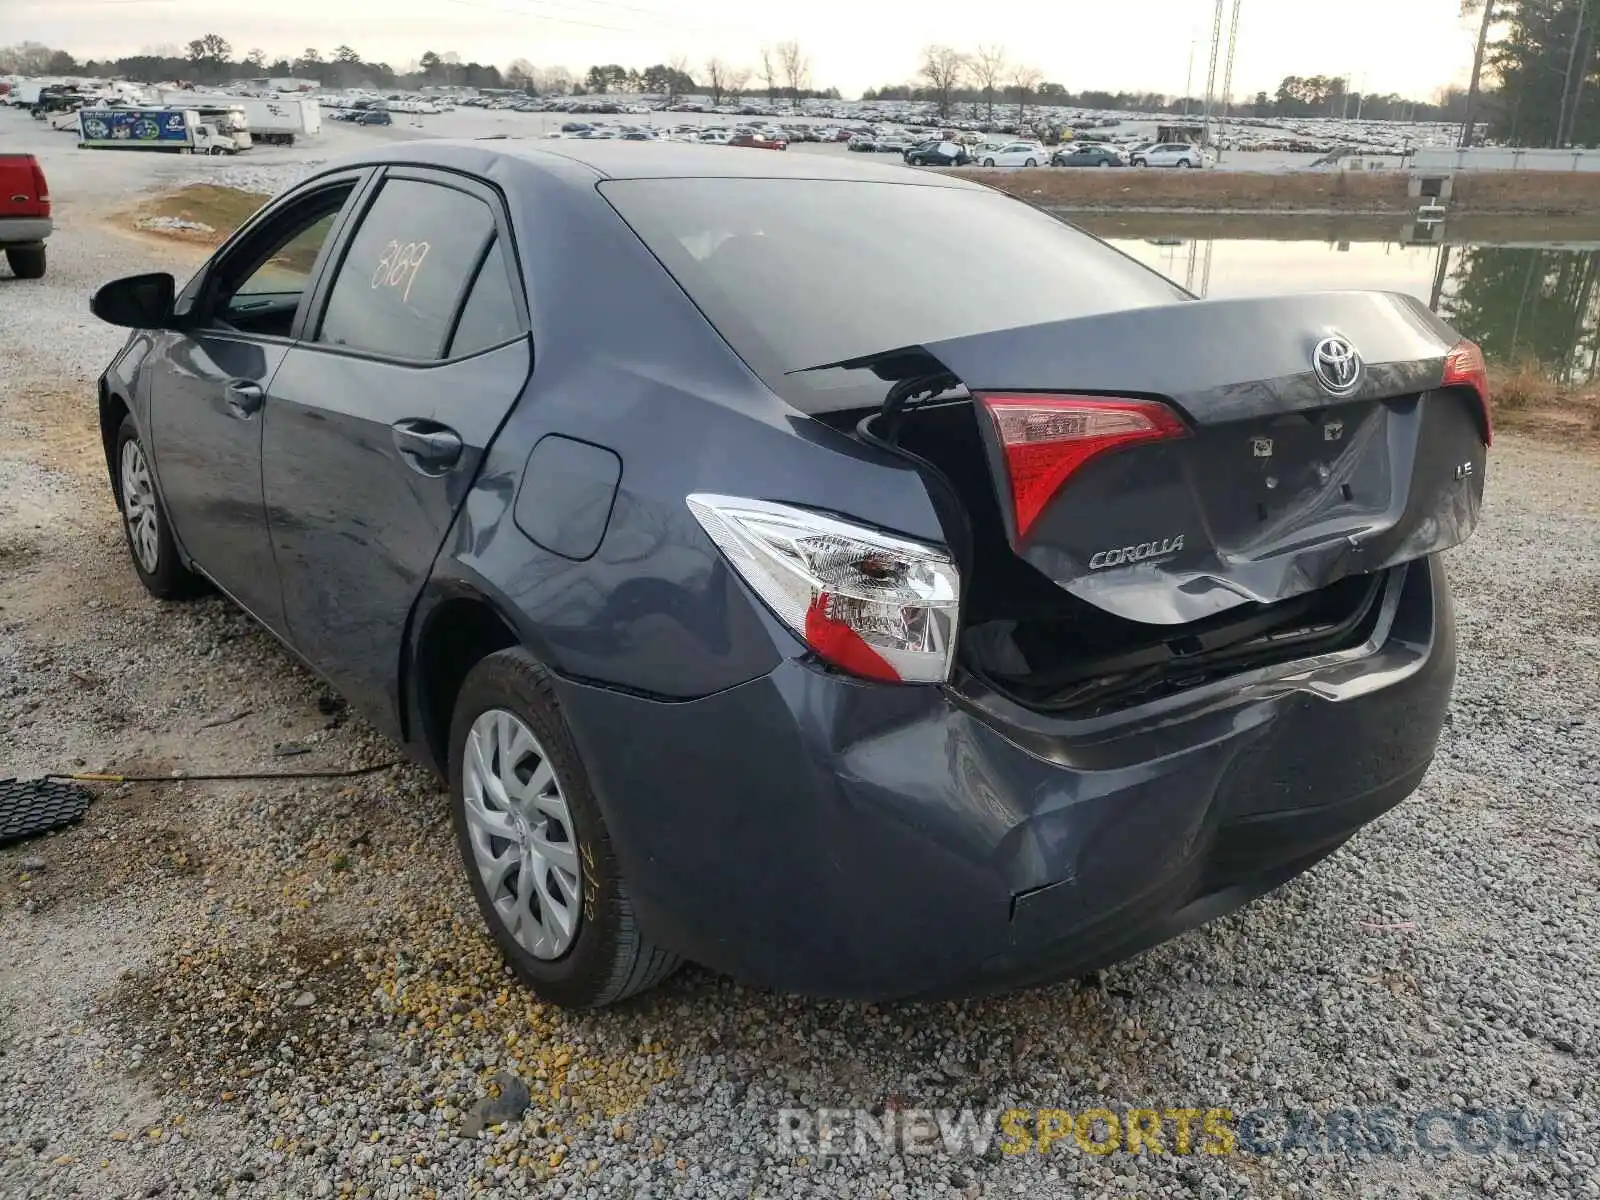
[319,138,983,191]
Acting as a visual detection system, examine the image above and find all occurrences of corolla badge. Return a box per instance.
[1312,335,1363,396]
[1089,535,1186,570]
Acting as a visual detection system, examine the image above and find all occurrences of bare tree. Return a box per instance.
[705,56,730,106]
[776,40,809,105]
[728,66,751,100]
[0,41,60,75]
[535,65,573,94]
[506,58,536,91]
[758,46,779,103]
[1010,64,1041,124]
[971,44,1007,123]
[920,45,969,120]
[668,54,692,102]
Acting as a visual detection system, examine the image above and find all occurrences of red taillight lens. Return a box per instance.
[804,594,899,682]
[1441,339,1492,446]
[978,394,1188,539]
[29,160,49,209]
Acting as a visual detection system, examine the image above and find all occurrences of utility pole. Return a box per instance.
[1200,0,1225,147]
[1184,39,1196,115]
[1216,0,1242,163]
[1459,0,1496,148]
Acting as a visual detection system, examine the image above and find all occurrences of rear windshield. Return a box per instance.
[601,177,1188,412]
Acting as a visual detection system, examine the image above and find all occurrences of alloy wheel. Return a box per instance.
[462,708,583,960]
[120,439,161,574]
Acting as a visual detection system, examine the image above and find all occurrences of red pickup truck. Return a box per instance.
[728,133,787,151]
[0,152,51,279]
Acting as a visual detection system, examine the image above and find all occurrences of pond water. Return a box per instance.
[1080,217,1600,383]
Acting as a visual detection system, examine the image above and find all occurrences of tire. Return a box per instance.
[982,158,995,167]
[5,245,45,279]
[114,414,206,600]
[1180,159,1195,168]
[449,648,681,1009]
[1024,158,1037,167]
[1133,159,1147,167]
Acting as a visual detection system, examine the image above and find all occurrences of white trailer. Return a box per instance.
[161,93,320,145]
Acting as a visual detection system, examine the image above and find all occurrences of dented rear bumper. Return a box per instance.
[552,555,1454,1000]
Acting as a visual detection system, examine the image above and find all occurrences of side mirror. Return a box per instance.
[90,272,177,330]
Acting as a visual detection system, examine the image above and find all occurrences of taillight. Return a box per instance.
[1441,339,1492,446]
[29,160,49,209]
[978,394,1188,539]
[686,495,960,684]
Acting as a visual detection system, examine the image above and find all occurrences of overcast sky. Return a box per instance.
[27,0,1483,100]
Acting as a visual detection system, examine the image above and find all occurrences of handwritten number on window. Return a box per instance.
[372,240,430,304]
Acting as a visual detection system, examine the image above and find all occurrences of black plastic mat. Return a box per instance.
[0,779,93,846]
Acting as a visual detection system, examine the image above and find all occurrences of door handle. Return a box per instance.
[224,380,264,418]
[392,420,463,474]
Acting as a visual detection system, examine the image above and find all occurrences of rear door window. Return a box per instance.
[317,177,496,360]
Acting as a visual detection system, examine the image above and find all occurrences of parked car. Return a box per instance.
[89,142,1490,1008]
[846,135,876,152]
[1052,144,1123,167]
[875,136,912,154]
[728,133,787,151]
[976,141,1047,167]
[1131,142,1205,168]
[355,110,393,126]
[905,139,970,167]
[0,152,50,278]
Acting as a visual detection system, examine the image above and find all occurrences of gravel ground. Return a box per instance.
[1,115,1598,1200]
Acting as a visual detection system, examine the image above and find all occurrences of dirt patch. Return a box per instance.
[124,184,268,246]
[956,166,1600,216]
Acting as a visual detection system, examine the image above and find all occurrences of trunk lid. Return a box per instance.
[846,291,1488,626]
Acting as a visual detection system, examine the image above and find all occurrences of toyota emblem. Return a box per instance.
[1312,335,1363,395]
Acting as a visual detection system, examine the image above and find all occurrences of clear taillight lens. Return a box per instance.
[686,494,960,684]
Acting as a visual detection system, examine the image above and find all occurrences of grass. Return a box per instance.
[1489,362,1600,442]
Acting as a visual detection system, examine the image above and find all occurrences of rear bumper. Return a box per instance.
[554,556,1455,1000]
[0,216,51,245]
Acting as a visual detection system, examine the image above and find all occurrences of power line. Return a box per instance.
[442,0,645,36]
[443,0,767,39]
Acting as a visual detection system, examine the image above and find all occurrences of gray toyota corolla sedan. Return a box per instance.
[91,141,1490,1008]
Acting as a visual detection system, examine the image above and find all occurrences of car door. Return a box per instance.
[145,170,370,631]
[260,167,532,730]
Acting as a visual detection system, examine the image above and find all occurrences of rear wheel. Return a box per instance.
[1180,159,1195,168]
[450,648,681,1008]
[4,245,45,279]
[114,414,206,599]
